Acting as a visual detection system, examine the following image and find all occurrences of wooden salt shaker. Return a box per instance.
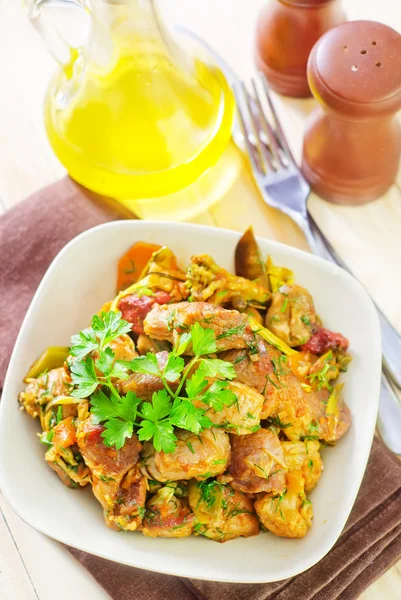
[302,21,401,205]
[255,0,346,97]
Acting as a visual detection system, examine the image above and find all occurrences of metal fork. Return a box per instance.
[234,73,401,453]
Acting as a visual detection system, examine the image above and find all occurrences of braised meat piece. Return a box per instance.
[141,428,230,482]
[228,429,287,495]
[77,415,146,530]
[222,339,351,444]
[144,302,256,352]
[265,284,317,347]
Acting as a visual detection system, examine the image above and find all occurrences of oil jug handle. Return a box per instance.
[26,0,89,65]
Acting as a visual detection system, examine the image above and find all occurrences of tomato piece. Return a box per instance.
[118,291,172,334]
[301,327,349,355]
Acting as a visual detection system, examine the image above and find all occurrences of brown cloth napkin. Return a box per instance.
[1,177,401,600]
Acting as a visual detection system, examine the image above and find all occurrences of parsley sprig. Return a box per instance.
[68,315,237,453]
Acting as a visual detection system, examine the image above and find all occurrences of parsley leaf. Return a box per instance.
[163,354,185,382]
[185,367,209,398]
[170,398,212,434]
[92,311,132,348]
[102,418,134,450]
[70,328,98,360]
[141,390,172,421]
[116,391,141,422]
[129,353,161,377]
[200,358,236,380]
[137,419,177,453]
[90,389,118,423]
[70,357,98,398]
[174,332,192,356]
[95,346,115,375]
[201,380,237,412]
[191,322,217,355]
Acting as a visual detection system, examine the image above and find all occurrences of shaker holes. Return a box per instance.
[360,50,367,55]
[372,41,377,45]
[376,61,382,67]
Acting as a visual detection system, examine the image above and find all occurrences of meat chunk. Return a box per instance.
[142,486,195,538]
[281,440,323,493]
[141,428,230,482]
[144,302,256,352]
[223,339,351,444]
[116,351,178,401]
[228,429,287,495]
[136,334,170,355]
[77,416,146,530]
[107,334,138,362]
[255,471,313,538]
[107,464,148,531]
[188,480,259,542]
[221,339,274,396]
[265,284,317,347]
[193,381,264,435]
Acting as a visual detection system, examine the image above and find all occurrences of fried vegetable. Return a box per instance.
[265,284,317,347]
[235,227,269,288]
[24,347,70,381]
[308,350,339,391]
[44,417,91,489]
[188,480,259,542]
[255,471,313,538]
[281,440,323,493]
[248,317,298,357]
[266,256,294,293]
[187,254,270,306]
[112,247,187,311]
[116,241,162,292]
[142,486,195,538]
[19,367,75,426]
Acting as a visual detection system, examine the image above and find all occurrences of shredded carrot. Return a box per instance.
[116,242,161,292]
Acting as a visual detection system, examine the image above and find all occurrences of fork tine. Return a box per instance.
[233,83,264,174]
[251,78,282,168]
[235,82,275,174]
[259,73,295,164]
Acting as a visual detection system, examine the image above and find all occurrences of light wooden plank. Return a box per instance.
[0,503,37,600]
[0,493,111,600]
[0,1,400,599]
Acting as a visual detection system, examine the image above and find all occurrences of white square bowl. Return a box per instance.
[0,221,381,583]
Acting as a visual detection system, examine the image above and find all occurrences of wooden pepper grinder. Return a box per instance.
[302,21,401,205]
[255,0,346,97]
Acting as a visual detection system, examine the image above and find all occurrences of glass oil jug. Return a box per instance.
[26,0,238,220]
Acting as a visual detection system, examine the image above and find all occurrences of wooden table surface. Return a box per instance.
[1,0,400,598]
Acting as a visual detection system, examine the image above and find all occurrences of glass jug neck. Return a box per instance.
[87,0,187,75]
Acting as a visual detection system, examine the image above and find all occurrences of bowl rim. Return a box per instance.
[0,220,382,583]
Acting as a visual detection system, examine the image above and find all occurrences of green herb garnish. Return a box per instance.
[70,314,237,453]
